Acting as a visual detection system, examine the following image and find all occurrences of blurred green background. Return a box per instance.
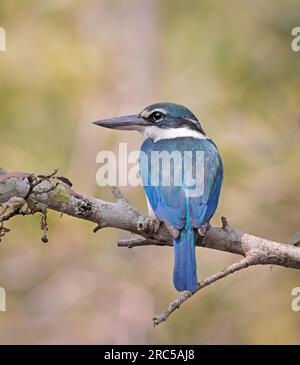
[0,0,300,344]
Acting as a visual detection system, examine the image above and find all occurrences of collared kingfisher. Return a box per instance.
[94,103,223,292]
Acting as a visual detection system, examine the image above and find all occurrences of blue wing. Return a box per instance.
[140,137,223,229]
[140,138,186,230]
[189,139,223,227]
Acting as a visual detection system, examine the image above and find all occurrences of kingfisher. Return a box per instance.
[93,103,223,292]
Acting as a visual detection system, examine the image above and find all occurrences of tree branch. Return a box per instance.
[153,254,257,326]
[1,169,300,325]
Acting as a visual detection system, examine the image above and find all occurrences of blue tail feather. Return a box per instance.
[173,226,198,292]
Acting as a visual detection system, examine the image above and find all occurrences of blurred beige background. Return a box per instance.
[0,0,300,344]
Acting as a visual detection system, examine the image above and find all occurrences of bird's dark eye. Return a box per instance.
[151,111,164,121]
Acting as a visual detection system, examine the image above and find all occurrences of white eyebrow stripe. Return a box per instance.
[140,108,168,118]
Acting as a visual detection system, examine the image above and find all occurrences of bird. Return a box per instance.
[93,102,223,292]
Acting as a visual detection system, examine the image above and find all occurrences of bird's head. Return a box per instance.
[93,102,206,140]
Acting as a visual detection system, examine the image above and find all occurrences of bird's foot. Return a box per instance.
[198,223,209,237]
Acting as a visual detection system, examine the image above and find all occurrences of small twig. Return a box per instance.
[0,209,21,222]
[33,182,59,195]
[153,254,256,327]
[109,186,130,204]
[0,223,10,242]
[24,169,58,200]
[56,176,73,187]
[118,237,171,248]
[40,212,48,243]
[0,207,31,223]
[36,169,58,181]
[221,216,230,230]
[118,234,207,249]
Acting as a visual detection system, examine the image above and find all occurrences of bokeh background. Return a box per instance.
[0,0,300,344]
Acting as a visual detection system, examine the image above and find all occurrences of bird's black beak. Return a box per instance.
[93,114,150,130]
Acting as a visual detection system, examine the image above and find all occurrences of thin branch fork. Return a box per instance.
[153,253,257,326]
[1,170,300,326]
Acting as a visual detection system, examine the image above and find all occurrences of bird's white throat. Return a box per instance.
[142,126,207,142]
